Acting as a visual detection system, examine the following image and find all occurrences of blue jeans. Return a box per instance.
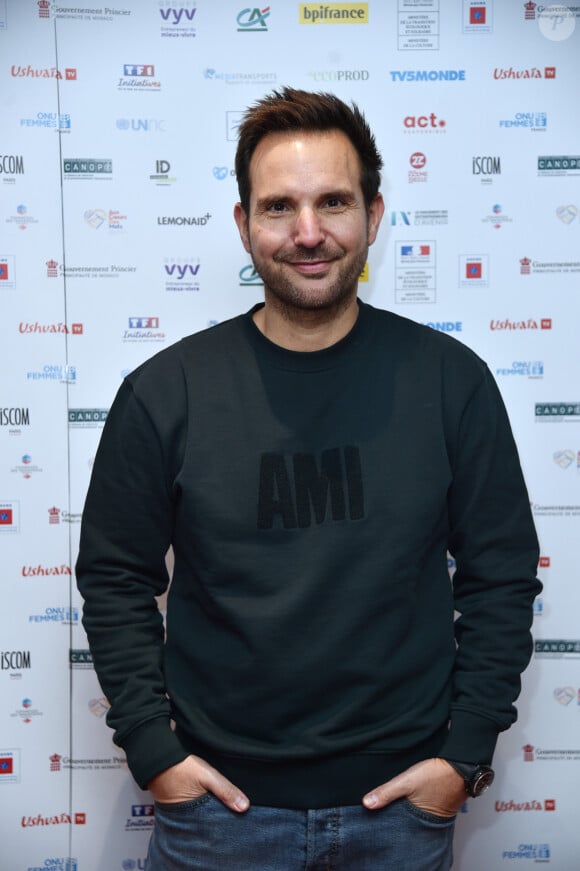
[145,794,455,870]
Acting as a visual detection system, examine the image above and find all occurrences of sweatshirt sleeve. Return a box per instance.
[439,367,542,765]
[75,374,190,789]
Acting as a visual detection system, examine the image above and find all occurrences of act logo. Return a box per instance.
[403,114,446,133]
[237,6,270,31]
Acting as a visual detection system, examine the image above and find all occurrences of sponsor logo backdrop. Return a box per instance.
[1,1,579,868]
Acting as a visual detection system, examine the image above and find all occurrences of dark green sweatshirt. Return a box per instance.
[76,301,541,808]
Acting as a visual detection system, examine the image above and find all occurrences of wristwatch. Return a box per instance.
[445,760,495,797]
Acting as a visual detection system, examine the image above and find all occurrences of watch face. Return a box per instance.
[472,767,495,797]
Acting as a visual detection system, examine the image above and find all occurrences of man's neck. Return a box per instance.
[253,293,359,352]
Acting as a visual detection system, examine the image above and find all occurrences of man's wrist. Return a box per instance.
[443,759,495,798]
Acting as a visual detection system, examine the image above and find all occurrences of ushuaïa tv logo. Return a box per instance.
[459,255,489,287]
[0,256,16,289]
[403,113,446,134]
[239,263,263,286]
[495,796,555,811]
[22,563,72,577]
[21,811,86,828]
[123,317,166,343]
[499,112,547,130]
[118,64,161,92]
[409,152,427,183]
[490,317,551,331]
[126,805,155,832]
[159,1,197,38]
[299,3,368,24]
[501,842,551,861]
[63,159,112,179]
[164,258,201,292]
[237,6,270,31]
[11,64,76,80]
[493,66,555,80]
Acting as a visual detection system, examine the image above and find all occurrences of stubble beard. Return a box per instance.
[249,241,369,321]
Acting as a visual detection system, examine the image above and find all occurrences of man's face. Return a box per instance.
[234,129,383,314]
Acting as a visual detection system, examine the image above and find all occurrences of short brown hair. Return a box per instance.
[235,87,383,213]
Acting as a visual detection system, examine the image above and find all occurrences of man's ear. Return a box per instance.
[367,193,385,246]
[234,202,251,253]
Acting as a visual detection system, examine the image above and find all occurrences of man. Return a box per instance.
[76,88,541,870]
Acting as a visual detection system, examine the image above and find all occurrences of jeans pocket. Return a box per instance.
[154,792,215,814]
[401,798,456,827]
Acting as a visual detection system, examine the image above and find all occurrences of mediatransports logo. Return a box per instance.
[299,3,368,24]
[389,70,465,82]
[239,264,263,286]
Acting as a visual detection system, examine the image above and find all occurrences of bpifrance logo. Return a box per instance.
[299,3,368,24]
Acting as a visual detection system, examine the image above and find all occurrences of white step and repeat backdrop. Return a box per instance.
[1,1,579,869]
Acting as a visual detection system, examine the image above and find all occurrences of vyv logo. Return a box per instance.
[164,264,200,278]
[159,7,197,24]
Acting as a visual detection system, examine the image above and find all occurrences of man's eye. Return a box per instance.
[325,197,344,208]
[268,202,288,213]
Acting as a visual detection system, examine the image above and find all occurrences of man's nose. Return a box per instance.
[293,207,325,248]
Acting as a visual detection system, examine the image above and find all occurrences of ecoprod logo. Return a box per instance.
[299,3,368,24]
